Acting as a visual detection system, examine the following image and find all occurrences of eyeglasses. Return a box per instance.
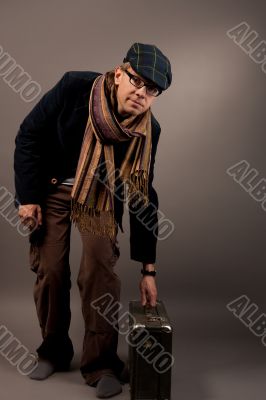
[124,70,162,97]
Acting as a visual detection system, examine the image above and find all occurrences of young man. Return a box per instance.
[14,43,172,398]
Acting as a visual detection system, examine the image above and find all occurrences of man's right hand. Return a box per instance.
[18,204,42,231]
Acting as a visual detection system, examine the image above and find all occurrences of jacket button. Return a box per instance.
[51,178,58,184]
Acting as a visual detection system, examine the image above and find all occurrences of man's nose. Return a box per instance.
[135,86,146,97]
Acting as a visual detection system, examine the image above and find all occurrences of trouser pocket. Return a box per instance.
[29,242,40,273]
[29,226,45,273]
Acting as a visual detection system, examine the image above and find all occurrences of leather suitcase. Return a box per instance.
[128,300,173,400]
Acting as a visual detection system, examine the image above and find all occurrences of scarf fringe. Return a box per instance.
[127,170,149,206]
[70,198,117,239]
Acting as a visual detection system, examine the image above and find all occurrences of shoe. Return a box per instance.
[28,356,71,380]
[28,358,55,380]
[96,374,122,398]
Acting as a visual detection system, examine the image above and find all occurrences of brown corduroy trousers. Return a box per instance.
[28,183,125,385]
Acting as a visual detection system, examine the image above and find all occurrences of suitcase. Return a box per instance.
[128,300,173,400]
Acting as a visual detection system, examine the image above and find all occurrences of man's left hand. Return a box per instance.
[139,263,157,307]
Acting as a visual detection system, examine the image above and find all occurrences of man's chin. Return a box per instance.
[119,106,143,118]
[127,107,143,116]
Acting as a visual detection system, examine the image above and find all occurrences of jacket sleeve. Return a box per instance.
[129,121,161,264]
[13,72,69,207]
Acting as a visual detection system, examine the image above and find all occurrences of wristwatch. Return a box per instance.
[141,267,156,277]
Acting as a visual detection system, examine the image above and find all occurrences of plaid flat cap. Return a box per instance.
[123,43,172,91]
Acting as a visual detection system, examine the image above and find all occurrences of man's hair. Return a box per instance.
[105,61,131,95]
[119,61,131,71]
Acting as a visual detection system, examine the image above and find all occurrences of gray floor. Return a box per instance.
[1,295,265,400]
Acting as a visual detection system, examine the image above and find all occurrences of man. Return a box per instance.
[14,43,172,398]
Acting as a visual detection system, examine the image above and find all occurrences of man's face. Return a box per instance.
[114,66,158,117]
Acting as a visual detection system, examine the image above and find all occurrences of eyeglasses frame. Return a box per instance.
[123,69,162,97]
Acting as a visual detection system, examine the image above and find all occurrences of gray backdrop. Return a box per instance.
[0,1,266,399]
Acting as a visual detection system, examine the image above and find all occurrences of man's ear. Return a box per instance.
[114,66,123,85]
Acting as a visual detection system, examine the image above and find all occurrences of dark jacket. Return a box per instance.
[14,71,161,263]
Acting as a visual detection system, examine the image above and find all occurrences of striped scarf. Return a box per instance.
[70,71,152,240]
